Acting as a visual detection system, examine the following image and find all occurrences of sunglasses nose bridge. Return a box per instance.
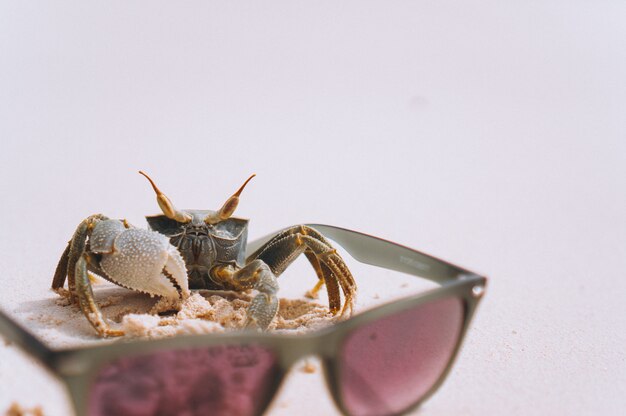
[277,332,336,369]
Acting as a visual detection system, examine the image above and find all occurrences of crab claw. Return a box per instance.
[96,226,189,301]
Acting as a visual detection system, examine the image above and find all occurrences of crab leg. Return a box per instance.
[303,250,326,296]
[211,260,279,330]
[51,214,123,336]
[52,214,108,301]
[75,255,124,337]
[52,214,124,336]
[51,242,71,290]
[247,225,357,317]
[303,250,341,312]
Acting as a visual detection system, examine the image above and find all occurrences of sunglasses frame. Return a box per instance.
[0,223,487,416]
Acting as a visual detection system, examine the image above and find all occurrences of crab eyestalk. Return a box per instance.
[205,174,256,224]
[139,171,192,223]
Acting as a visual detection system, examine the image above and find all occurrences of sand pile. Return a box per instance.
[118,291,339,339]
[4,402,43,416]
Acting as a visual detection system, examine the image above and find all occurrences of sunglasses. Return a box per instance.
[0,224,486,416]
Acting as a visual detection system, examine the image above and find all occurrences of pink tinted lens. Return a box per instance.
[89,344,279,416]
[338,296,464,416]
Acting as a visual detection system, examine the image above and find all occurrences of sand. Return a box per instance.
[5,403,44,416]
[119,292,339,338]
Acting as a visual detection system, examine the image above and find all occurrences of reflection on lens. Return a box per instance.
[89,344,279,416]
[338,297,464,416]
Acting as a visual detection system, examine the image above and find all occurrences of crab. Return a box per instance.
[51,172,357,337]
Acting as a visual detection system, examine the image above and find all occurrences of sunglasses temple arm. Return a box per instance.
[247,224,477,285]
[0,308,55,369]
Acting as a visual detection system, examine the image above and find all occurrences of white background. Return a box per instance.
[1,1,625,415]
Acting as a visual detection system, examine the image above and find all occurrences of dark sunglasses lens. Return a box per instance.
[338,296,464,416]
[89,344,280,416]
